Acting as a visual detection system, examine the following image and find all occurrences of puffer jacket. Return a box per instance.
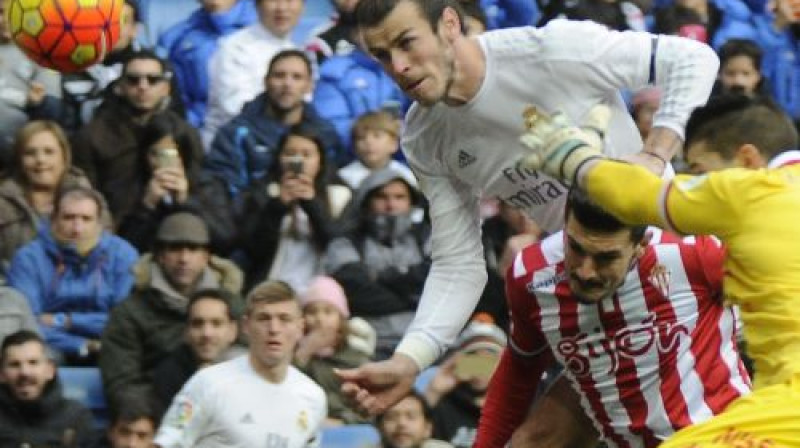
[205,93,343,197]
[6,224,138,356]
[753,13,800,120]
[99,253,243,407]
[312,49,408,154]
[157,0,257,127]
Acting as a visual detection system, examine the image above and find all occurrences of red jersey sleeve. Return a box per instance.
[474,246,555,448]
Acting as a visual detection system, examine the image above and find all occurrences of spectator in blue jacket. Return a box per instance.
[312,48,408,155]
[7,186,138,364]
[157,0,257,128]
[752,0,800,121]
[205,49,342,198]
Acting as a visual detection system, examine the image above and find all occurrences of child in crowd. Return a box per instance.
[337,111,416,190]
[714,38,769,98]
[294,276,376,426]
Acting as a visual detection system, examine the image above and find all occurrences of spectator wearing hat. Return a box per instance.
[7,186,138,364]
[294,275,376,425]
[99,211,244,409]
[422,315,506,448]
[151,288,243,412]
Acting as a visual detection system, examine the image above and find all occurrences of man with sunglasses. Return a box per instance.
[99,211,245,410]
[72,50,204,224]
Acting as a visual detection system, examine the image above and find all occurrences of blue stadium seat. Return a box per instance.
[58,367,108,428]
[321,424,380,448]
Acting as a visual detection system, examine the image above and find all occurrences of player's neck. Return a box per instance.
[442,36,486,107]
[248,353,289,383]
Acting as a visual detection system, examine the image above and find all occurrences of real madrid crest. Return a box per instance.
[297,410,308,431]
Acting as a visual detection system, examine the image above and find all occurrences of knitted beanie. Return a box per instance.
[301,276,350,318]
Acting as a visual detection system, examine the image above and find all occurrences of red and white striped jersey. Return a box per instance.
[507,229,751,448]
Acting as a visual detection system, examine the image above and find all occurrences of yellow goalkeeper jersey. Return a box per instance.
[586,151,800,389]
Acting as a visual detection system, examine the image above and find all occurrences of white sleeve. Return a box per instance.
[650,34,719,139]
[394,140,488,370]
[207,37,251,121]
[154,374,213,448]
[539,21,718,139]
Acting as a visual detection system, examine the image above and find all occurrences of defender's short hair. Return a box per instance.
[565,188,647,243]
[685,94,798,161]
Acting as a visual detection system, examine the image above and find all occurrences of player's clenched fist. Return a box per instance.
[518,105,611,184]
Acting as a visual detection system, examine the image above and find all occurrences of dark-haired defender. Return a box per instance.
[476,189,751,447]
[519,94,800,446]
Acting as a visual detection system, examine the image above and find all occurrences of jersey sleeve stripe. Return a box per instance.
[658,182,682,235]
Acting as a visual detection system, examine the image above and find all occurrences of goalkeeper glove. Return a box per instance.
[518,105,611,184]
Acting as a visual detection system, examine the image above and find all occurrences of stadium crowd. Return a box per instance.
[1,0,799,446]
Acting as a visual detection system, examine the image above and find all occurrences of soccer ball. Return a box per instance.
[4,0,122,73]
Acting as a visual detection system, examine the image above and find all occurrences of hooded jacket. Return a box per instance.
[0,378,94,447]
[325,168,430,358]
[99,253,243,407]
[6,224,138,356]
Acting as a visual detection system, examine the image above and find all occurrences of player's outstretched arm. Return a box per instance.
[475,349,545,448]
[335,353,419,416]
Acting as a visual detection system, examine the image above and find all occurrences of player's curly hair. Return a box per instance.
[685,94,798,162]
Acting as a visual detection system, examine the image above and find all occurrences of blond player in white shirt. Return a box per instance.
[335,0,720,423]
[155,281,326,448]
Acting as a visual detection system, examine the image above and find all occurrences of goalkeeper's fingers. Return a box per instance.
[578,104,611,150]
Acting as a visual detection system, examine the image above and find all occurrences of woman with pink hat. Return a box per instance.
[294,276,376,425]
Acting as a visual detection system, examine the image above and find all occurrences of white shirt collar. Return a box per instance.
[767,150,800,168]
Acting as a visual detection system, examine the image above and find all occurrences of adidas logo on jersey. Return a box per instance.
[458,150,477,168]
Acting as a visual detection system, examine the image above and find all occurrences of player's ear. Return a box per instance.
[635,229,652,257]
[439,6,463,42]
[735,144,767,169]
